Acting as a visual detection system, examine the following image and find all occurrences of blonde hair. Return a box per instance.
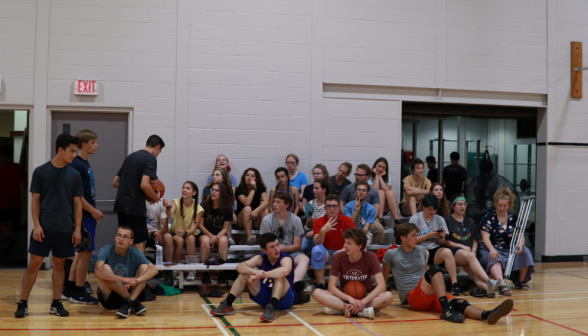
[493,186,516,210]
[75,129,98,148]
[286,154,299,164]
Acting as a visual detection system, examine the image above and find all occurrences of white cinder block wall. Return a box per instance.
[0,0,587,259]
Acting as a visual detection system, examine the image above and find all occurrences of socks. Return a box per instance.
[19,300,27,304]
[52,299,61,306]
[438,296,450,311]
[481,306,498,320]
[226,294,236,306]
[270,297,279,310]
[66,280,75,290]
[75,286,85,294]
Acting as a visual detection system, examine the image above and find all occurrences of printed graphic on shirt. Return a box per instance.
[451,230,472,243]
[113,263,129,277]
[419,228,439,242]
[146,210,157,232]
[343,269,369,282]
[263,277,275,288]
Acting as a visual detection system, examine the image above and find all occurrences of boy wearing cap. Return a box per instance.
[444,197,499,297]
[311,194,355,290]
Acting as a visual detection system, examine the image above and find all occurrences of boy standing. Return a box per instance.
[15,134,83,318]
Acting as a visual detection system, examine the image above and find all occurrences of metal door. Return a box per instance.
[51,112,128,251]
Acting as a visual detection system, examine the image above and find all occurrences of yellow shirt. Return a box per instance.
[402,175,431,204]
[170,198,204,234]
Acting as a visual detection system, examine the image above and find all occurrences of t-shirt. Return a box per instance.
[30,161,83,233]
[330,250,381,293]
[201,206,232,235]
[170,199,204,234]
[313,213,355,251]
[114,150,157,218]
[235,186,266,213]
[203,186,212,199]
[260,212,304,247]
[343,201,376,230]
[383,245,427,304]
[367,176,392,190]
[442,164,468,195]
[409,212,449,250]
[97,245,150,279]
[146,200,167,232]
[302,183,315,202]
[0,162,26,210]
[207,174,238,187]
[330,175,351,196]
[340,182,381,205]
[308,198,326,225]
[289,171,308,192]
[444,215,477,249]
[71,156,96,218]
[401,175,431,203]
[427,168,438,184]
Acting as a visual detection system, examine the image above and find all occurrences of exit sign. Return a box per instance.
[74,79,98,95]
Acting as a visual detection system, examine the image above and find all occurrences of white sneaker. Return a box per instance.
[187,271,196,281]
[324,306,344,315]
[357,307,375,319]
[487,278,501,293]
[229,237,236,245]
[173,270,179,279]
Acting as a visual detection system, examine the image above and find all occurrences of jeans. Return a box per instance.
[301,230,314,255]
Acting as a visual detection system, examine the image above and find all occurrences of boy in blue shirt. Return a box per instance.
[344,181,376,247]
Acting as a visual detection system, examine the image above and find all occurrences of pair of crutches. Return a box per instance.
[504,195,535,280]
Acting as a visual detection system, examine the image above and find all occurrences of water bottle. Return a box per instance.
[236,294,242,304]
[156,244,163,265]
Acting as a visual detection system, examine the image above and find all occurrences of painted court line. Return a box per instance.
[468,296,588,305]
[288,310,325,336]
[346,317,382,336]
[201,303,231,336]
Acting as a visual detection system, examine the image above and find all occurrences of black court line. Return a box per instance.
[198,287,241,336]
[558,272,588,280]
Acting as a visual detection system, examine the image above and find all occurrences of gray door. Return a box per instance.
[51,112,128,252]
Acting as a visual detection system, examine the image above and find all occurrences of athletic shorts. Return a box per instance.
[250,284,295,310]
[399,202,420,217]
[76,218,97,252]
[97,287,125,310]
[427,246,449,267]
[28,228,75,259]
[196,233,231,248]
[117,213,148,244]
[288,251,304,260]
[407,278,455,312]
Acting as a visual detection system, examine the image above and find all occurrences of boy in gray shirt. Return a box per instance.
[382,223,513,325]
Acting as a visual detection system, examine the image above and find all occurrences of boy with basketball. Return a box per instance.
[113,135,164,254]
[62,129,104,304]
[15,134,83,318]
[313,228,393,319]
[210,233,297,322]
[382,223,513,324]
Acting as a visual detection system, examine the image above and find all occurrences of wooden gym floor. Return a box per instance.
[1,262,587,336]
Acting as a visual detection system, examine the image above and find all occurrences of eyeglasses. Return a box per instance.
[455,202,468,207]
[278,226,284,239]
[356,189,368,193]
[211,189,220,193]
[354,173,368,177]
[116,234,131,240]
[312,172,322,176]
[286,161,297,165]
[325,205,339,209]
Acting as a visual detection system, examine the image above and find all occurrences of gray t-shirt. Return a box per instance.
[409,212,449,250]
[383,245,427,304]
[260,212,304,247]
[340,182,381,205]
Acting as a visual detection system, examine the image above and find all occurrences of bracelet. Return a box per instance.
[426,233,429,239]
[250,188,257,191]
[182,230,187,239]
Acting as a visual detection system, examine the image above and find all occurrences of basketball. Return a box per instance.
[344,281,367,300]
[146,179,165,202]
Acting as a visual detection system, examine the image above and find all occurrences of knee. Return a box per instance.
[297,255,310,266]
[186,235,196,244]
[408,196,417,202]
[136,263,149,276]
[381,291,394,304]
[424,265,444,284]
[219,236,229,246]
[200,236,211,245]
[450,298,471,314]
[243,206,252,214]
[173,235,184,244]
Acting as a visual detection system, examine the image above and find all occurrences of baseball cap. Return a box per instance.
[311,244,327,270]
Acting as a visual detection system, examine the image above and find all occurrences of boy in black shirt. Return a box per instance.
[15,134,83,318]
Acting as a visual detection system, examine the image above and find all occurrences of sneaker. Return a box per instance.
[260,303,276,322]
[61,287,74,300]
[85,281,94,294]
[451,283,466,296]
[49,301,70,317]
[316,284,327,290]
[187,271,196,281]
[69,291,99,305]
[14,301,28,318]
[324,306,344,315]
[133,300,147,315]
[229,237,236,245]
[440,307,465,323]
[202,271,212,285]
[357,307,375,319]
[293,280,306,293]
[487,278,500,294]
[173,270,179,279]
[218,271,226,284]
[294,293,311,305]
[164,270,175,286]
[247,235,257,245]
[486,299,514,325]
[210,300,235,316]
[394,219,403,226]
[116,298,133,318]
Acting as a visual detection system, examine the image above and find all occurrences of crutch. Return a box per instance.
[504,196,534,280]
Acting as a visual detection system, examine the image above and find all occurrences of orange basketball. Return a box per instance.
[344,281,367,300]
[146,179,165,202]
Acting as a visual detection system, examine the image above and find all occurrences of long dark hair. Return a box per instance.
[275,167,291,190]
[202,182,233,216]
[430,182,449,217]
[372,157,389,183]
[205,168,235,203]
[313,178,330,196]
[238,168,267,194]
[180,181,199,224]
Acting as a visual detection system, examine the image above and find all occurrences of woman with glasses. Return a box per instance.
[285,154,308,197]
[302,164,330,209]
[400,159,431,216]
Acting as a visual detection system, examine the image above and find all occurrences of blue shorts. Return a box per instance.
[249,283,295,310]
[76,218,97,252]
[326,248,337,264]
[29,228,75,259]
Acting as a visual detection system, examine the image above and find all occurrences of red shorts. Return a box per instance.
[407,277,455,312]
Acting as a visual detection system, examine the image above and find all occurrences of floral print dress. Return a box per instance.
[480,210,517,251]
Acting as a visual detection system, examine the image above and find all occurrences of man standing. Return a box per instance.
[260,192,310,302]
[210,233,298,322]
[426,156,438,184]
[343,181,378,246]
[15,134,83,318]
[113,135,164,254]
[63,129,104,304]
[94,226,158,318]
[442,152,468,201]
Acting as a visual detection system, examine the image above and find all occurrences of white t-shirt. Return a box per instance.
[146,200,168,232]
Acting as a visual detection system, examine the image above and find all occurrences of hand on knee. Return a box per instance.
[243,206,252,215]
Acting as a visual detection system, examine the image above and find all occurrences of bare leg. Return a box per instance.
[463,265,488,290]
[20,255,45,301]
[454,250,489,286]
[434,248,457,284]
[377,190,386,218]
[98,264,130,299]
[238,206,253,239]
[218,236,229,261]
[129,264,149,301]
[185,235,196,256]
[199,235,211,261]
[402,196,417,216]
[518,266,529,283]
[74,252,93,287]
[312,289,346,311]
[131,242,145,254]
[463,303,485,320]
[51,256,66,300]
[419,272,447,298]
[272,276,290,300]
[253,209,268,229]
[230,273,260,298]
[68,254,80,282]
[293,254,309,282]
[384,190,400,220]
[366,292,394,312]
[490,262,505,287]
[172,235,185,263]
[162,233,173,262]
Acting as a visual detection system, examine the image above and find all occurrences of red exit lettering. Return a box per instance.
[74,79,98,95]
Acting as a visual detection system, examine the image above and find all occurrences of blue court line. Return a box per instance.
[346,317,382,336]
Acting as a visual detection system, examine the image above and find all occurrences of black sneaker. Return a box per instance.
[14,301,28,318]
[116,298,133,318]
[164,270,175,287]
[202,271,212,285]
[61,286,74,300]
[486,299,514,325]
[260,303,276,322]
[133,300,147,315]
[69,291,99,305]
[440,307,465,323]
[85,281,93,294]
[210,300,235,316]
[394,219,403,226]
[451,283,465,296]
[293,280,306,293]
[294,293,311,305]
[218,271,226,284]
[49,301,70,317]
[316,284,326,290]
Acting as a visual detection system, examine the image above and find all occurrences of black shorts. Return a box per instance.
[28,228,75,259]
[117,213,148,244]
[97,287,124,310]
[399,202,420,217]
